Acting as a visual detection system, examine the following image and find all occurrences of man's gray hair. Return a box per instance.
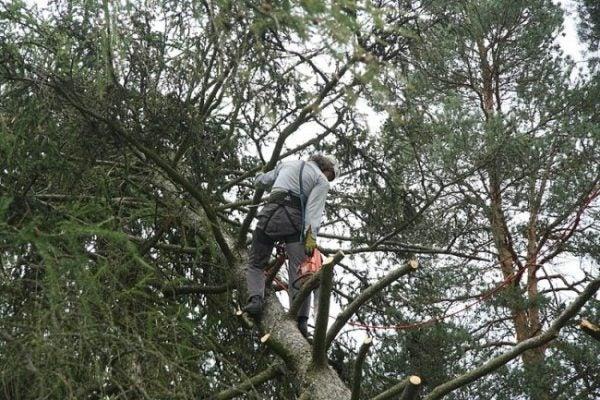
[308,154,336,177]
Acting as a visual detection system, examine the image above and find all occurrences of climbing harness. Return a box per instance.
[262,161,326,291]
[298,161,306,242]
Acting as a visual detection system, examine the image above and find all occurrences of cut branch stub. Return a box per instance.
[312,256,337,368]
[261,333,294,365]
[580,319,600,342]
[235,309,255,329]
[399,376,422,400]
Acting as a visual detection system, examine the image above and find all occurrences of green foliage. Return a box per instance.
[0,0,598,399]
[578,0,600,53]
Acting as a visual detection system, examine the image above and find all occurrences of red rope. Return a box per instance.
[269,187,599,332]
[344,186,599,332]
[344,266,522,331]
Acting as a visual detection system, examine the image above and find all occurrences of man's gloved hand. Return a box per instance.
[304,228,317,256]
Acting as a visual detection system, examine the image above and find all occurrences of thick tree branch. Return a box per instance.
[289,269,322,319]
[209,363,283,400]
[260,333,295,365]
[371,377,410,400]
[423,278,600,400]
[258,294,353,399]
[320,244,488,261]
[326,259,419,347]
[350,336,373,400]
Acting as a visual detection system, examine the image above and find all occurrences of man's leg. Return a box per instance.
[286,241,310,318]
[245,229,274,316]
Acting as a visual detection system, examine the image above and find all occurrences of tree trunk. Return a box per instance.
[479,39,550,399]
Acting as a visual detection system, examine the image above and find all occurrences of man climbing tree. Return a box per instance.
[244,155,337,337]
[1,1,598,398]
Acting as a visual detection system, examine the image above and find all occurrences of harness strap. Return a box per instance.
[299,161,306,242]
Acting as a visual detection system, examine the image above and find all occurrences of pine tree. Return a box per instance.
[1,1,598,399]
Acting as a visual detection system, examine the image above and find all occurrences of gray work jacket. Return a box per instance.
[256,160,330,236]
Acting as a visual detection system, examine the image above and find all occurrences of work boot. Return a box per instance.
[297,316,309,338]
[243,295,263,318]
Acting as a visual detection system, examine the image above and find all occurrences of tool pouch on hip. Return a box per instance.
[257,203,302,238]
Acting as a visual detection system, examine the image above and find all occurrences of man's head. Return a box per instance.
[309,154,337,182]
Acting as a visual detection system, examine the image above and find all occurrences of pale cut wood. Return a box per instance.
[580,319,600,341]
[399,376,422,400]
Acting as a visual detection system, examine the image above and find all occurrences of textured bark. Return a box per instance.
[228,244,352,399]
[489,148,549,400]
[258,292,352,399]
[312,259,335,368]
[399,376,422,400]
[370,378,408,400]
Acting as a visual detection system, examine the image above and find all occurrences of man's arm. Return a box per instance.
[255,164,281,190]
[304,175,330,236]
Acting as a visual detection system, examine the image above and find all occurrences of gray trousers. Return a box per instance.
[246,202,312,318]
